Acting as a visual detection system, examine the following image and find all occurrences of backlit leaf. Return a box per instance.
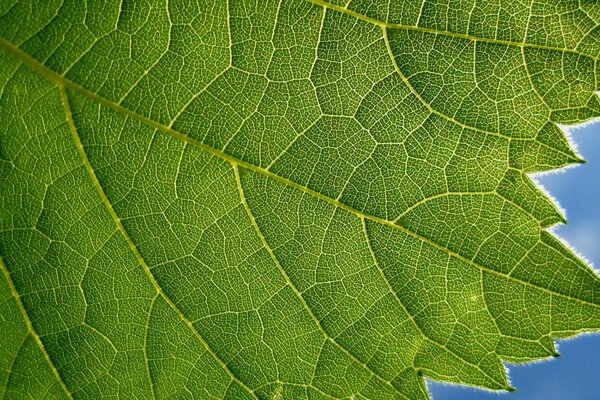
[1,1,599,398]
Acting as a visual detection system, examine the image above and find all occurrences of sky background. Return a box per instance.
[429,119,600,400]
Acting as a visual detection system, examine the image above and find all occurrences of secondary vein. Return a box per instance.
[361,219,510,390]
[59,87,259,400]
[234,164,413,399]
[304,0,599,61]
[0,255,74,400]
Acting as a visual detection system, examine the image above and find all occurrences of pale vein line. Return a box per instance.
[0,255,74,400]
[234,165,411,400]
[59,87,259,400]
[143,294,159,400]
[361,218,510,390]
[3,334,27,398]
[394,191,510,223]
[304,0,599,61]
[0,38,598,308]
[380,28,580,161]
[167,0,232,128]
[521,46,550,109]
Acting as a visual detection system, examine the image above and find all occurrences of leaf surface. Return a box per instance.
[0,0,599,399]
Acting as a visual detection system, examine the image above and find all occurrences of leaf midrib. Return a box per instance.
[0,37,598,310]
[306,0,599,61]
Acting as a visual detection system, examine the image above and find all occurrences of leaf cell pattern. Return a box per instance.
[0,0,599,399]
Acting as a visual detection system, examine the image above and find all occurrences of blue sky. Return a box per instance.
[429,119,600,400]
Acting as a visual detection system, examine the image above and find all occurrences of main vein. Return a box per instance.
[0,37,597,310]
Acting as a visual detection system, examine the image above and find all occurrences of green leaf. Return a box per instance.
[0,0,599,398]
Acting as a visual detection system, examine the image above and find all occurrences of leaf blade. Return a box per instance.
[1,1,599,398]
